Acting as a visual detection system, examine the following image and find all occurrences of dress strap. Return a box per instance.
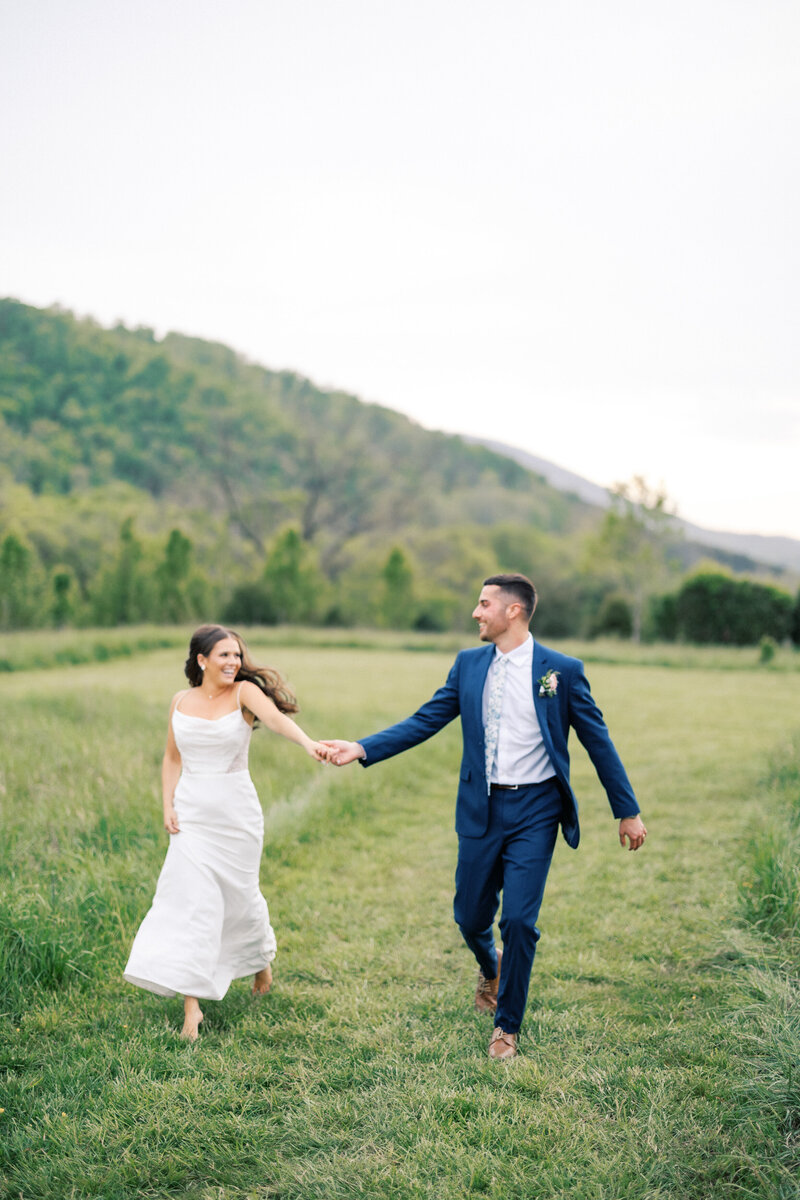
[173,689,191,714]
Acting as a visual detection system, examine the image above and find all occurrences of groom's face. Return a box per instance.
[472,585,514,643]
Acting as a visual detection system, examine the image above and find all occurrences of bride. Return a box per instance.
[124,624,326,1039]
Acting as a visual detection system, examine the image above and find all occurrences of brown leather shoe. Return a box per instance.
[488,1027,518,1060]
[474,948,502,1013]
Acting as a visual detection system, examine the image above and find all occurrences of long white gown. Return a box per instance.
[124,698,277,1001]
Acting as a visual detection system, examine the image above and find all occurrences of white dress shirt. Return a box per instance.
[482,634,556,785]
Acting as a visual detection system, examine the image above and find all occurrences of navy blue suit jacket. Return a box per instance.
[359,641,639,849]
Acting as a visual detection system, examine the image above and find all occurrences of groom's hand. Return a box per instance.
[619,815,647,851]
[320,739,366,766]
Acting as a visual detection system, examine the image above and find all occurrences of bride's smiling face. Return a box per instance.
[198,637,242,686]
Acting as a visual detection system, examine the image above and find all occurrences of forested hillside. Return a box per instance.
[0,298,600,632]
[1,298,796,642]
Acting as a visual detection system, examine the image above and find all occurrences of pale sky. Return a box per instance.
[2,0,798,538]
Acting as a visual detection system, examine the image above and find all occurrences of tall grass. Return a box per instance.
[0,640,798,1197]
[0,625,189,673]
[740,734,800,942]
[726,733,800,1191]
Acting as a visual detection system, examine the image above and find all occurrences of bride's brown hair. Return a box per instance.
[184,624,299,716]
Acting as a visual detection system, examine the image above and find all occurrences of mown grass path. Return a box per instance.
[1,640,798,1198]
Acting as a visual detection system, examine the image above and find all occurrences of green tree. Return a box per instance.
[154,529,197,622]
[91,518,152,625]
[792,588,800,648]
[588,593,634,639]
[259,527,325,624]
[50,564,78,627]
[586,477,682,642]
[649,591,679,641]
[223,580,278,626]
[379,547,415,629]
[0,532,40,629]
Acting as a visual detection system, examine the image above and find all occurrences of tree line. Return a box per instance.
[3,516,799,650]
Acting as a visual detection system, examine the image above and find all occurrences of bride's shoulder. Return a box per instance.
[237,679,262,704]
[169,688,192,713]
[237,679,276,713]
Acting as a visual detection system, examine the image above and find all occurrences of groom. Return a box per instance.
[324,573,647,1060]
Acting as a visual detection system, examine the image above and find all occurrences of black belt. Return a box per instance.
[490,780,557,792]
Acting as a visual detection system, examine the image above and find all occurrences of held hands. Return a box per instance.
[619,815,647,851]
[319,739,366,766]
[303,738,362,764]
[299,738,359,763]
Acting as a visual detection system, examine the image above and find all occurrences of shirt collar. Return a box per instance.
[494,633,534,665]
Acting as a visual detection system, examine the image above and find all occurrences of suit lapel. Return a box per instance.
[532,642,558,756]
[469,644,494,735]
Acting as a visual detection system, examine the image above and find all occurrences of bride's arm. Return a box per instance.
[162,695,183,832]
[239,681,326,761]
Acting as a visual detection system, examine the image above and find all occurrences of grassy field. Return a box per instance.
[0,631,798,1198]
[3,624,800,674]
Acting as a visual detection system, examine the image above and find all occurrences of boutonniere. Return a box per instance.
[537,670,560,697]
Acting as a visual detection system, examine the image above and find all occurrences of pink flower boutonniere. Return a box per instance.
[537,670,560,698]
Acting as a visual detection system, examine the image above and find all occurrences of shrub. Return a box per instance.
[673,573,793,645]
[589,593,633,639]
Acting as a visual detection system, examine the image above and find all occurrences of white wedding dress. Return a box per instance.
[124,695,277,1001]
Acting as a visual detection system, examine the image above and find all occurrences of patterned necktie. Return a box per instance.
[484,654,509,793]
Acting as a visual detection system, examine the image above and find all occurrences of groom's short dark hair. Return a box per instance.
[483,573,538,622]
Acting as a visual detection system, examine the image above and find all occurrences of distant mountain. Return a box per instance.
[471,438,800,576]
[0,298,597,629]
[0,298,587,554]
[2,297,794,638]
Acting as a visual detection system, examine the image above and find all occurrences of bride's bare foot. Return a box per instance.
[180,996,203,1041]
[252,965,272,996]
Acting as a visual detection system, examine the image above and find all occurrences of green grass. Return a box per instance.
[0,636,798,1198]
[739,732,800,943]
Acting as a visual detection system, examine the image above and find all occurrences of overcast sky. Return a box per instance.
[2,1,798,538]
